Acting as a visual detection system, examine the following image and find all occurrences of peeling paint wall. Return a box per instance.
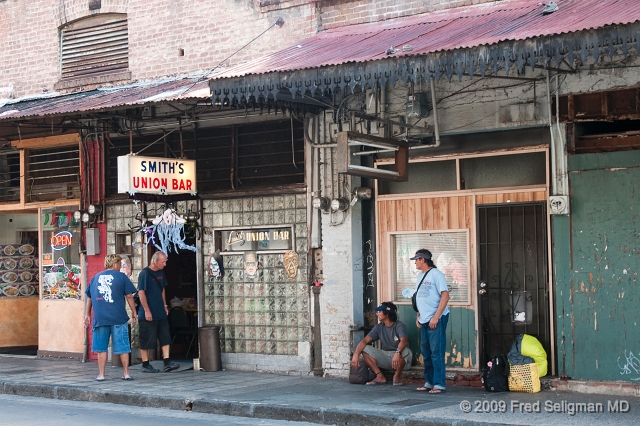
[554,150,640,381]
[399,305,476,370]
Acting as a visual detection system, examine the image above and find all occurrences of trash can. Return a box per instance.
[198,326,222,371]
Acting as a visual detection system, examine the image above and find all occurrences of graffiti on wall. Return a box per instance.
[618,350,640,381]
[364,240,374,289]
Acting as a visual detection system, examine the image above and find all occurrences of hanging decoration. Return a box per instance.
[134,206,197,255]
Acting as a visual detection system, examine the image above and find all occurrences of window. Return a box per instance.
[392,231,470,304]
[58,14,129,86]
[106,120,304,196]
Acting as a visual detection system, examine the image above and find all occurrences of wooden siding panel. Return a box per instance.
[396,199,416,231]
[448,197,459,229]
[433,197,449,229]
[423,198,435,230]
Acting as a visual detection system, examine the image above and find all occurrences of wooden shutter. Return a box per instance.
[60,15,129,80]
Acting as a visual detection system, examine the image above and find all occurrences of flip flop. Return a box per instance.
[365,380,386,385]
[416,386,432,391]
[428,388,446,394]
[121,376,135,381]
[96,377,105,382]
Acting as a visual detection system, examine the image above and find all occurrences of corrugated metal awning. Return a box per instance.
[0,77,210,121]
[209,0,640,104]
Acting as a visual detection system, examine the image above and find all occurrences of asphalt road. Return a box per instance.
[0,394,320,426]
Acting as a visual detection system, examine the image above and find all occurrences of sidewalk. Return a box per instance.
[0,355,639,425]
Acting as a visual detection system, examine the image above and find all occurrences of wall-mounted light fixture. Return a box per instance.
[81,212,96,225]
[88,204,102,216]
[330,198,349,212]
[73,210,85,222]
[312,196,330,211]
[349,186,373,206]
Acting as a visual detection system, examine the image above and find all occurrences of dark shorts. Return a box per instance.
[138,318,171,349]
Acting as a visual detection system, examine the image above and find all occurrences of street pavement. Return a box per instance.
[0,355,639,425]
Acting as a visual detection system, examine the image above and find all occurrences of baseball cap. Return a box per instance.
[374,304,396,313]
[410,250,432,261]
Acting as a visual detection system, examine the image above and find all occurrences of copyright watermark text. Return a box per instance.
[459,399,630,416]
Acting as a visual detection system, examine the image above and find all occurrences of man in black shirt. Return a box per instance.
[137,251,180,373]
[350,302,412,385]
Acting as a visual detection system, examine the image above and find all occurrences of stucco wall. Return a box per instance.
[0,297,38,348]
[38,299,85,356]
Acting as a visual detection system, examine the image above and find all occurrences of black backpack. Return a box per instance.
[482,354,510,392]
[349,358,376,384]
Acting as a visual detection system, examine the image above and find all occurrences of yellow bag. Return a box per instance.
[521,334,548,377]
[508,363,541,393]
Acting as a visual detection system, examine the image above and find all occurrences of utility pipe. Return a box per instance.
[554,75,568,196]
[429,76,441,148]
[546,71,557,195]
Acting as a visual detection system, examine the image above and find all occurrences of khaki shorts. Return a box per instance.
[363,345,412,370]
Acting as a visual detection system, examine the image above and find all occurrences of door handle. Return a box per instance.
[479,289,487,295]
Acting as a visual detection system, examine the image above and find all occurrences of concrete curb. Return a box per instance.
[0,380,500,426]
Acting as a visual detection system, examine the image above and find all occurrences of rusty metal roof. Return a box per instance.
[212,0,640,80]
[0,77,210,121]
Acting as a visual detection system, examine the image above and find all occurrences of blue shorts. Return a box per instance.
[92,324,131,354]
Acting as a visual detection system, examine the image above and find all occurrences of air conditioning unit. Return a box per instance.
[549,196,569,215]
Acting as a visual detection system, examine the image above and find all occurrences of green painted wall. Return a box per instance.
[554,150,640,381]
[398,305,477,369]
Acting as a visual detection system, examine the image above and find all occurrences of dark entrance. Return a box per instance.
[477,203,551,370]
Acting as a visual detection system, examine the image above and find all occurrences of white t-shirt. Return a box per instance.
[415,267,450,324]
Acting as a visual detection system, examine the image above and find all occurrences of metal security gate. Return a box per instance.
[477,203,551,367]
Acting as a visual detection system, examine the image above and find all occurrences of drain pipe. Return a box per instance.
[312,283,324,376]
[429,76,441,147]
[546,71,557,195]
[554,75,568,196]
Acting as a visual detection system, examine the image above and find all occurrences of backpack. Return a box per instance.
[133,292,141,311]
[482,354,510,392]
[349,358,376,384]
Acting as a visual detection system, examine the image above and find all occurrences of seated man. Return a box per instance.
[351,301,412,385]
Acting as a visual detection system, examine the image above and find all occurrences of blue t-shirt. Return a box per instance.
[86,269,137,327]
[415,267,450,324]
[137,267,168,320]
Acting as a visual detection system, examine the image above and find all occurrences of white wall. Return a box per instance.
[0,213,38,245]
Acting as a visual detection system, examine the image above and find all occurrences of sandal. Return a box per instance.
[416,382,432,391]
[428,388,445,394]
[365,371,386,385]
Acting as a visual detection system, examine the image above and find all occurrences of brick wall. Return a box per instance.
[1,0,502,99]
[320,203,364,377]
[0,0,316,98]
[318,0,500,29]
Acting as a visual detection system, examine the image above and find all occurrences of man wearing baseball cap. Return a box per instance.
[350,301,412,385]
[411,249,450,394]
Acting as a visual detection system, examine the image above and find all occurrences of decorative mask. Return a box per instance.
[244,251,258,279]
[209,254,221,279]
[283,250,298,279]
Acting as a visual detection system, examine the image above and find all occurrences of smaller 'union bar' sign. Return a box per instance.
[118,154,197,195]
[220,227,293,252]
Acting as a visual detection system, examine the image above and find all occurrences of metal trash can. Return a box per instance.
[198,326,222,371]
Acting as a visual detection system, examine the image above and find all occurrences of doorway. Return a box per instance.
[477,203,551,367]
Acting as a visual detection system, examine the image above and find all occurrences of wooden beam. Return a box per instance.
[11,133,81,150]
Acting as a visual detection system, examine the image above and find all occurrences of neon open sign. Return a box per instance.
[51,231,73,251]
